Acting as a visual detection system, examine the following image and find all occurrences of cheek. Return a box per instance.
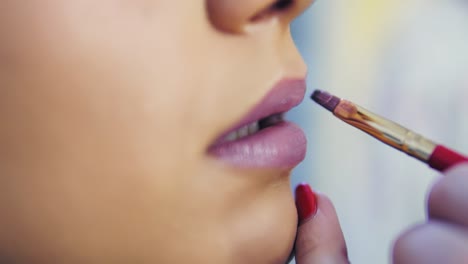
[0,0,214,168]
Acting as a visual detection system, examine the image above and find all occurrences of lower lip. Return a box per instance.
[208,121,307,168]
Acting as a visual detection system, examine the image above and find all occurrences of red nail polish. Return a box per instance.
[295,183,318,223]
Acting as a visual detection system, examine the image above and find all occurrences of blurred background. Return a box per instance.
[289,0,468,263]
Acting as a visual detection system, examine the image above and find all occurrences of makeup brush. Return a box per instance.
[311,90,468,172]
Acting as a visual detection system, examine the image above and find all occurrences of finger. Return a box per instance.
[428,163,468,226]
[294,183,349,264]
[393,220,468,264]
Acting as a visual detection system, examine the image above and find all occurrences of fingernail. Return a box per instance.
[295,183,318,224]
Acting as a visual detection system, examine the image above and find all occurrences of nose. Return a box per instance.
[207,0,314,34]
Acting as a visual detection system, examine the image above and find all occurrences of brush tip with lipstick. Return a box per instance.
[310,89,468,172]
[310,90,341,112]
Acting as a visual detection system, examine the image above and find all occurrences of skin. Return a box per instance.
[3,0,466,263]
[0,0,313,263]
[295,163,468,264]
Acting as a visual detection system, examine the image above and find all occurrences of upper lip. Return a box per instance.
[212,78,306,143]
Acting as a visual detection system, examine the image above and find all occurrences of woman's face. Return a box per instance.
[0,0,312,263]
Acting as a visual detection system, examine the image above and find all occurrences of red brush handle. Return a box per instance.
[428,145,468,172]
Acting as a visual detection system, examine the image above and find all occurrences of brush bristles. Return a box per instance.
[310,90,341,112]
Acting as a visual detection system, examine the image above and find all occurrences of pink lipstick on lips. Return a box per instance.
[208,79,307,168]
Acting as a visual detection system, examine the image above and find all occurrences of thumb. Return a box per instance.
[294,183,349,264]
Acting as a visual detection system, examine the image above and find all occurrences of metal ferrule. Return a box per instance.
[333,100,437,162]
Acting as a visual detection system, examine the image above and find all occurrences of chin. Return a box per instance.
[227,183,298,264]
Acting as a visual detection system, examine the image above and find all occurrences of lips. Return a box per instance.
[208,79,307,168]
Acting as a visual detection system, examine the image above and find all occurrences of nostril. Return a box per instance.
[250,0,295,23]
[272,0,294,11]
